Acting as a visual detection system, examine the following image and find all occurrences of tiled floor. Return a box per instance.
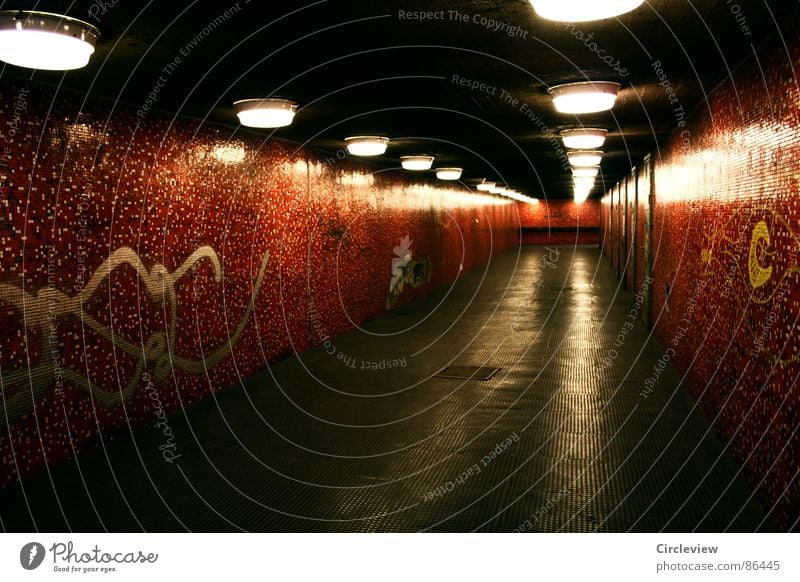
[0,246,769,532]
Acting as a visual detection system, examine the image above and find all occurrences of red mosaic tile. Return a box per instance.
[0,81,518,487]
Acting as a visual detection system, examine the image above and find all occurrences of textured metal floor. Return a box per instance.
[0,246,769,532]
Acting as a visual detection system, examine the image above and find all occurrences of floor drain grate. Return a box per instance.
[434,365,501,381]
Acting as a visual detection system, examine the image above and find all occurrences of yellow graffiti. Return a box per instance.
[748,220,773,289]
[0,246,270,428]
[701,207,800,366]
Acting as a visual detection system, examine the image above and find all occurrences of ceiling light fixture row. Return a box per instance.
[548,79,619,201]
[473,180,538,204]
[0,9,620,202]
[232,80,621,193]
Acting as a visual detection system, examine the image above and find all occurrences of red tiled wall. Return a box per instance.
[600,199,611,258]
[0,81,518,486]
[600,17,800,529]
[516,199,601,245]
[611,185,620,274]
[634,162,650,298]
[625,174,637,292]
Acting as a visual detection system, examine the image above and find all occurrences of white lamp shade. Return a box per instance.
[0,11,99,70]
[345,136,389,156]
[561,128,608,149]
[400,155,434,170]
[436,167,463,180]
[476,181,495,191]
[549,82,620,114]
[572,167,599,178]
[568,150,603,167]
[234,99,298,128]
[530,0,645,22]
[574,189,590,203]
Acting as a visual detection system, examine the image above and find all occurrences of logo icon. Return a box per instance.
[20,542,45,570]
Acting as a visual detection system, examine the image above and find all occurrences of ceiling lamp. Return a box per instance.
[549,82,620,114]
[476,180,495,191]
[436,167,463,181]
[400,155,434,171]
[345,136,389,156]
[568,150,602,167]
[0,10,100,70]
[530,0,645,22]
[574,189,590,203]
[561,128,608,149]
[572,167,599,178]
[234,98,298,128]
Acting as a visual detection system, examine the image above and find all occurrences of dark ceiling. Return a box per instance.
[1,0,797,198]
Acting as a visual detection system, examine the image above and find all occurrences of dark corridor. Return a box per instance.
[0,247,766,532]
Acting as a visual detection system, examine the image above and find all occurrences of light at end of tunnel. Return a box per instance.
[345,136,389,156]
[530,0,645,22]
[549,82,620,114]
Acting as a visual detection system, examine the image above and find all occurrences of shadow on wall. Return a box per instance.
[0,81,519,486]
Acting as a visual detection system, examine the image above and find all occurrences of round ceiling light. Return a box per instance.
[345,136,390,156]
[234,99,298,128]
[568,150,603,167]
[476,180,495,191]
[400,155,434,171]
[0,10,100,70]
[530,0,645,22]
[574,188,590,203]
[549,82,620,114]
[572,167,599,178]
[561,128,608,149]
[436,167,463,181]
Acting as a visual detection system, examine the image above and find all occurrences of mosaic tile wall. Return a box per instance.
[0,81,519,486]
[600,18,800,530]
[516,199,600,245]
